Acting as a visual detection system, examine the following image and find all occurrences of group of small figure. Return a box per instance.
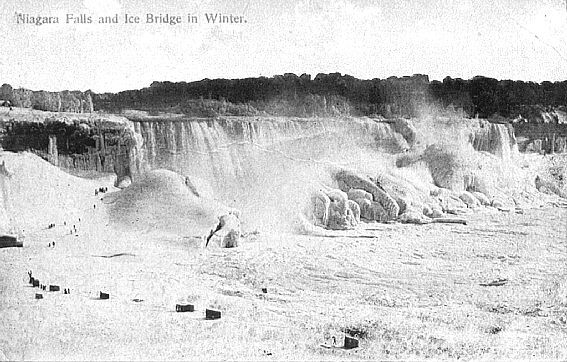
[48,241,55,247]
[28,270,41,288]
[46,220,80,236]
[28,271,70,295]
[94,187,108,196]
[67,219,79,235]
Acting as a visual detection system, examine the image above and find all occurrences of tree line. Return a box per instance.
[2,73,566,119]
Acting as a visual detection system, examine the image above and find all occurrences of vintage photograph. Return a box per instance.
[0,0,566,360]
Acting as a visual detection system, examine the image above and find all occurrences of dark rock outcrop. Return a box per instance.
[0,110,143,182]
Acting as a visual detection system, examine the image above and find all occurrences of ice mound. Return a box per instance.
[106,169,231,236]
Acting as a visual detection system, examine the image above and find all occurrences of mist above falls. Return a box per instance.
[126,115,522,232]
[131,117,411,231]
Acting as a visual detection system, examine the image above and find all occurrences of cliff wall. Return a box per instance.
[0,109,142,184]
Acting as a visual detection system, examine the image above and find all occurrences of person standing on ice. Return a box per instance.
[205,209,241,248]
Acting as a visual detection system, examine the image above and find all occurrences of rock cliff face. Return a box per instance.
[0,109,143,184]
[0,106,523,190]
[513,107,567,153]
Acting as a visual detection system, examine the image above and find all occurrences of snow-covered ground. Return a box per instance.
[0,152,566,360]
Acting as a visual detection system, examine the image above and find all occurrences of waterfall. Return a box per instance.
[470,120,518,159]
[128,116,409,226]
[128,116,522,204]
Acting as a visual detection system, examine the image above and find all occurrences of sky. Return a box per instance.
[0,0,566,92]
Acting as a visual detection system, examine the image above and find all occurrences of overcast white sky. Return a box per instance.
[0,0,566,92]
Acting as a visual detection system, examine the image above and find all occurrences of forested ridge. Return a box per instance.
[2,73,566,120]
